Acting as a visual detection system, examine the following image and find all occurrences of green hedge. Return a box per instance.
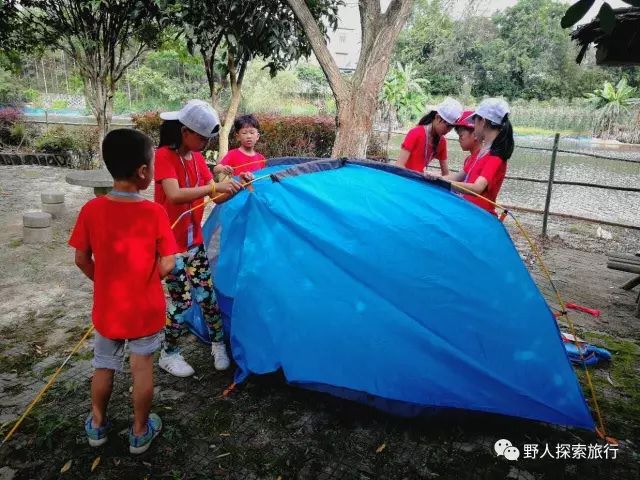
[131,111,386,159]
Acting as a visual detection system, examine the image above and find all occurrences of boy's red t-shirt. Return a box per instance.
[462,152,507,214]
[68,196,178,340]
[154,146,213,252]
[401,125,447,173]
[221,148,266,174]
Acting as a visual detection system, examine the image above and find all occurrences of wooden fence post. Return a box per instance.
[542,133,560,237]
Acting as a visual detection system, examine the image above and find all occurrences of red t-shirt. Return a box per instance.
[221,148,266,174]
[401,125,447,173]
[462,152,507,214]
[69,197,178,339]
[154,146,213,252]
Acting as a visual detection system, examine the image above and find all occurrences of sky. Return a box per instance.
[464,0,629,23]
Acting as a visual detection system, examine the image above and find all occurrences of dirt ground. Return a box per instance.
[0,165,639,480]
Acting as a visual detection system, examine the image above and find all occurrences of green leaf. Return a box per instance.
[561,0,596,29]
[598,3,616,34]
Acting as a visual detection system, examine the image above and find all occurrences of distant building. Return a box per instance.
[318,0,393,72]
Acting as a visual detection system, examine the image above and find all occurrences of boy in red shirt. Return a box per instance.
[220,114,266,175]
[69,129,178,454]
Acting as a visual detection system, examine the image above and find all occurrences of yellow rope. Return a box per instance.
[2,168,613,445]
[170,173,271,230]
[447,179,612,442]
[2,172,273,446]
[2,325,95,446]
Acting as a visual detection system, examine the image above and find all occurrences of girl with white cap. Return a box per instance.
[396,97,463,175]
[154,100,249,377]
[428,98,514,215]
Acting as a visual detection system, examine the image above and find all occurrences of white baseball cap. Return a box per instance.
[471,98,510,125]
[160,100,220,138]
[435,97,463,125]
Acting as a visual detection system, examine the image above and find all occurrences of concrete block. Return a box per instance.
[23,211,52,228]
[41,192,66,218]
[23,212,52,244]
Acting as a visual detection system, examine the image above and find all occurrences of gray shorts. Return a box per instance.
[92,330,163,371]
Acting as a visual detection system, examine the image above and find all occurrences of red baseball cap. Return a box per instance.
[454,110,475,129]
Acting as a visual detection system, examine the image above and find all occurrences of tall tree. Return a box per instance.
[19,1,163,147]
[0,0,22,51]
[288,0,414,158]
[395,0,458,95]
[163,0,339,157]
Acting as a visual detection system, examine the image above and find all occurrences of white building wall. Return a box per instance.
[318,0,393,71]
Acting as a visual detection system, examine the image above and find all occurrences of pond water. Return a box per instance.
[23,106,84,116]
[390,132,640,227]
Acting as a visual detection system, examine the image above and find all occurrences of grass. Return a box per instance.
[577,332,640,441]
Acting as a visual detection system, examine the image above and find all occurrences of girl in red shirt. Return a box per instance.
[427,99,514,215]
[154,100,250,377]
[396,97,462,175]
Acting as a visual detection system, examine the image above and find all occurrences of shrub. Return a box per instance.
[51,99,69,110]
[132,110,384,160]
[248,114,336,158]
[0,106,23,144]
[22,88,41,104]
[31,125,100,168]
[0,68,24,107]
[8,122,28,146]
[131,111,162,145]
[68,126,100,169]
[34,125,75,154]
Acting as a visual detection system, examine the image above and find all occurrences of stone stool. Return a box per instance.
[41,192,66,218]
[23,212,52,244]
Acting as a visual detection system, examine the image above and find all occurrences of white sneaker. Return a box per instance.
[211,342,230,371]
[158,350,195,377]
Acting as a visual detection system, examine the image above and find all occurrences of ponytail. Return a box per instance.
[489,114,514,161]
[417,111,437,126]
[158,120,184,149]
[417,110,440,153]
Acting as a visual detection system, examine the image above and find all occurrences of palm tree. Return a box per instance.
[380,63,428,156]
[585,78,640,139]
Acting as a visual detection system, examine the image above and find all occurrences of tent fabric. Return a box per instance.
[196,157,594,430]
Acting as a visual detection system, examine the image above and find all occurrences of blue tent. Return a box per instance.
[190,157,594,430]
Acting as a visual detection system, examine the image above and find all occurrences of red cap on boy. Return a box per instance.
[454,110,475,129]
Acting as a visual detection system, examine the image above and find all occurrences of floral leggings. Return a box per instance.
[164,244,223,352]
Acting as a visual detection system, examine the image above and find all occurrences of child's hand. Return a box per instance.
[424,171,442,181]
[215,179,243,196]
[239,172,254,183]
[214,164,234,176]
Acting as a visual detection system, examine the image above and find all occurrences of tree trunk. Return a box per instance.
[84,75,113,166]
[332,87,379,158]
[218,87,241,158]
[211,88,222,113]
[41,57,49,95]
[218,55,246,158]
[287,0,413,158]
[62,51,70,94]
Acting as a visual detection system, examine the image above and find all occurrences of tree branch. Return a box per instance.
[286,0,347,99]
